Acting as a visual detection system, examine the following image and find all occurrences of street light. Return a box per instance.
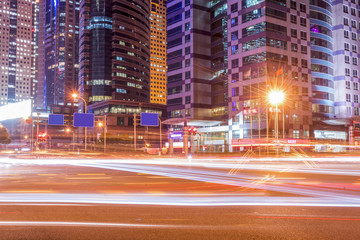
[97,117,107,152]
[72,93,88,151]
[267,90,285,142]
[267,90,285,105]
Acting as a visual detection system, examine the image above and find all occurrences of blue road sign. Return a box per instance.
[73,113,95,127]
[48,114,64,125]
[140,113,159,126]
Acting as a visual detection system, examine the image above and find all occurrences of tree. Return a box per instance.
[0,125,11,144]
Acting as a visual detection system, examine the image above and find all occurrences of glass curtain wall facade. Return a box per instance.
[210,0,229,121]
[228,0,312,139]
[167,0,213,120]
[310,0,334,121]
[79,0,151,105]
[37,0,80,110]
[32,0,40,108]
[332,0,360,119]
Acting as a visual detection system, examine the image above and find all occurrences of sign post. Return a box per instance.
[48,114,64,125]
[140,113,161,154]
[73,113,94,151]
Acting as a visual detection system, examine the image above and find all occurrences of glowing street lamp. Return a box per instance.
[267,90,285,105]
[267,90,285,141]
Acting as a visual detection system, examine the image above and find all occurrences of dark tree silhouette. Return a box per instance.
[0,125,11,144]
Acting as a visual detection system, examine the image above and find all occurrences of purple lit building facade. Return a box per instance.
[227,0,312,140]
[166,0,360,150]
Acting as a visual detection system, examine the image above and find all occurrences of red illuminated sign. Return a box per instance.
[268,107,281,113]
[243,108,257,115]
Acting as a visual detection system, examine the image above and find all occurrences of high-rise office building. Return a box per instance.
[79,0,166,143]
[37,0,80,110]
[227,0,312,140]
[0,0,34,106]
[167,0,213,120]
[167,0,312,140]
[31,0,40,108]
[79,0,151,104]
[150,0,167,105]
[332,1,360,119]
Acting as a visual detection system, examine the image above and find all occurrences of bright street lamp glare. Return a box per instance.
[72,93,78,98]
[268,90,285,105]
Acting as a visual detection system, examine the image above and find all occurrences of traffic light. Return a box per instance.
[188,127,192,134]
[38,132,47,143]
[187,127,198,135]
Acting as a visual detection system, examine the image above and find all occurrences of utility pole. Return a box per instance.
[36,112,40,149]
[104,115,107,152]
[183,121,188,155]
[159,118,162,155]
[134,113,137,151]
[169,127,173,155]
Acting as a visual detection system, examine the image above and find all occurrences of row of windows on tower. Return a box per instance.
[230,14,307,28]
[343,5,360,16]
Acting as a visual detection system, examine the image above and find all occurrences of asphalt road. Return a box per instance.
[1,156,360,239]
[1,204,360,240]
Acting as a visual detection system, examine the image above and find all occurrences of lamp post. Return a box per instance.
[98,116,107,152]
[72,93,87,151]
[267,90,285,142]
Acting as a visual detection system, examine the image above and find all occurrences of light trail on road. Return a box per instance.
[1,193,360,207]
[3,157,360,177]
[70,162,360,202]
[1,157,360,207]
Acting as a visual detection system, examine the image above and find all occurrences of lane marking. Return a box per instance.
[0,203,91,206]
[256,216,360,221]
[98,191,126,194]
[275,177,306,180]
[77,173,106,176]
[123,182,169,185]
[66,177,112,180]
[2,190,56,193]
[147,176,177,179]
[0,177,23,179]
[0,221,179,228]
[296,181,322,185]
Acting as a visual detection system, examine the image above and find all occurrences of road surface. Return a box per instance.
[1,155,360,239]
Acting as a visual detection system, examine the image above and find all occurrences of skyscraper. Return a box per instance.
[167,0,213,120]
[79,0,166,142]
[31,0,40,108]
[79,0,151,104]
[310,0,334,122]
[228,0,312,139]
[150,0,167,105]
[332,1,360,119]
[166,0,316,152]
[37,0,80,110]
[0,0,34,106]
